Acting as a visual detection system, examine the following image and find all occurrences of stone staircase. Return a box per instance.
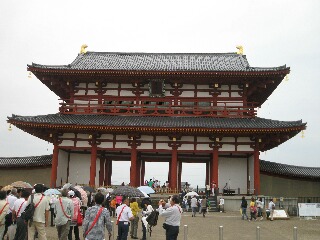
[207,195,220,212]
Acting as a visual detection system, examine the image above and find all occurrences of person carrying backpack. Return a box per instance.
[26,183,50,240]
[141,199,153,240]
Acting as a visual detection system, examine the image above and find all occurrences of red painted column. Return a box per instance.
[254,149,260,195]
[168,161,172,184]
[170,147,178,190]
[141,160,145,186]
[90,143,97,186]
[212,147,219,188]
[206,161,209,185]
[50,144,59,188]
[178,161,182,191]
[99,157,105,186]
[130,146,137,186]
[108,160,112,186]
[136,157,141,186]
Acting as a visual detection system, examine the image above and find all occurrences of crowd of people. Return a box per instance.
[240,196,276,221]
[0,183,184,240]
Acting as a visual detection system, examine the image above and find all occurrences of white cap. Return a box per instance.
[68,190,75,197]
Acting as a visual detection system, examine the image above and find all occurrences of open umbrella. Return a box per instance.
[112,186,144,197]
[184,191,199,198]
[10,181,32,188]
[74,186,88,204]
[44,188,61,196]
[69,186,82,200]
[1,185,13,191]
[137,186,155,194]
[139,190,149,198]
[63,183,72,189]
[82,186,95,193]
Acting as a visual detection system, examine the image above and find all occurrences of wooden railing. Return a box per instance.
[59,99,258,118]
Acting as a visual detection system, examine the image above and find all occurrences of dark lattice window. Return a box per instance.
[149,80,164,97]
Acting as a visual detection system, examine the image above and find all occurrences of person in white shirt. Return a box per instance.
[268,199,276,221]
[141,199,153,240]
[4,188,18,238]
[116,196,134,240]
[54,189,74,240]
[190,196,198,217]
[158,195,182,240]
[0,191,9,240]
[12,190,30,240]
[27,184,50,240]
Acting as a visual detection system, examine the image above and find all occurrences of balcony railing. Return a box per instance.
[59,99,258,118]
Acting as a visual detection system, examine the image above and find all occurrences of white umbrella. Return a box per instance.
[137,186,155,194]
[139,190,149,198]
[63,183,72,189]
[44,189,61,196]
[184,191,199,197]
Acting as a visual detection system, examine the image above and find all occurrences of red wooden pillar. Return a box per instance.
[137,156,141,186]
[99,156,105,186]
[90,143,97,186]
[50,144,59,188]
[178,160,182,191]
[141,160,145,186]
[211,147,219,188]
[254,149,260,195]
[170,147,178,190]
[206,161,210,185]
[130,146,138,186]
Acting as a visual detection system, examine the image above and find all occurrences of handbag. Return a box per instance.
[77,208,83,226]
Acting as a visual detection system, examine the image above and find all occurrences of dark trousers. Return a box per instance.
[68,226,80,240]
[4,213,13,238]
[50,207,55,226]
[13,217,27,240]
[165,225,179,240]
[117,221,130,240]
[141,222,146,240]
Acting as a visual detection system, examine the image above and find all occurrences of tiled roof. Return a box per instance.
[0,155,52,168]
[260,160,320,180]
[8,114,305,130]
[29,52,287,72]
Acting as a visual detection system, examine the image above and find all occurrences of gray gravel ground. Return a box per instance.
[43,211,319,240]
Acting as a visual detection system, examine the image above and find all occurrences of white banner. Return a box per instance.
[298,203,320,217]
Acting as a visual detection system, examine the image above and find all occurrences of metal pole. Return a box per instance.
[256,226,260,240]
[111,220,115,240]
[293,226,298,240]
[184,225,188,240]
[219,226,223,240]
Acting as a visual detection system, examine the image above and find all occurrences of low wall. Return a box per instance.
[0,167,51,187]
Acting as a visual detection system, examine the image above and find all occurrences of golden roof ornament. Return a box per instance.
[236,45,244,55]
[80,44,88,54]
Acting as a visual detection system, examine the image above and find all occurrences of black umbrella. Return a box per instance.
[112,186,144,197]
[70,186,82,200]
[82,186,95,193]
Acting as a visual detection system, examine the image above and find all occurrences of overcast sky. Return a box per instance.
[0,0,319,187]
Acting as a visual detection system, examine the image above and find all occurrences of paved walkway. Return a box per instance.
[45,211,319,240]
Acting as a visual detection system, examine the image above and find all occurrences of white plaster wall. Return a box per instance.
[197,92,211,97]
[61,133,75,138]
[99,142,114,149]
[68,153,91,185]
[100,134,114,140]
[222,137,234,143]
[56,150,69,186]
[156,136,170,142]
[76,141,91,148]
[197,137,209,142]
[165,91,174,96]
[140,135,153,141]
[218,157,247,194]
[237,145,254,151]
[180,136,194,141]
[105,90,118,95]
[78,134,89,139]
[106,83,118,88]
[219,92,229,97]
[248,155,254,193]
[197,85,209,89]
[60,140,74,147]
[180,91,194,97]
[231,92,241,97]
[237,137,251,142]
[219,144,235,151]
[231,85,240,90]
[116,135,129,141]
[74,90,86,95]
[182,84,195,89]
[115,142,129,149]
[179,144,194,151]
[196,144,210,151]
[120,91,135,96]
[156,143,171,150]
[220,85,229,90]
[137,143,153,150]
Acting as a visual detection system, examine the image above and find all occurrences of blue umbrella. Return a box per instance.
[44,188,61,196]
[137,186,155,194]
